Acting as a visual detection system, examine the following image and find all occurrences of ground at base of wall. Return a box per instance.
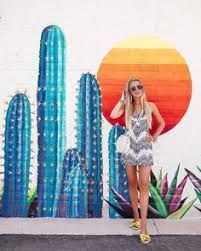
[0,235,201,251]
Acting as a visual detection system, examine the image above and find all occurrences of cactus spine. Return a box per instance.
[2,93,31,217]
[37,25,66,217]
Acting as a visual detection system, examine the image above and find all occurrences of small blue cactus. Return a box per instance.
[108,125,131,218]
[37,25,66,217]
[57,148,88,218]
[2,93,31,217]
[66,165,88,218]
[76,73,103,217]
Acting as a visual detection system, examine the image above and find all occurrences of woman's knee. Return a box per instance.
[139,180,149,191]
[128,179,138,189]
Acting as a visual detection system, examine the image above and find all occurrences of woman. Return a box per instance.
[110,77,165,244]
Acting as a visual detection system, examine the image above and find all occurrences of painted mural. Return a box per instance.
[0,25,200,218]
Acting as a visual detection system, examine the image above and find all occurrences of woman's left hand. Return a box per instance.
[146,132,155,143]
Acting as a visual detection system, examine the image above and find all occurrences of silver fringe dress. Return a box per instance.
[120,110,154,166]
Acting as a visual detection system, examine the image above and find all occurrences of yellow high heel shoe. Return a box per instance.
[129,219,141,230]
[139,233,152,244]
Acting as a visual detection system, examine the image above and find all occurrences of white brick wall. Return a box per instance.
[0,0,201,218]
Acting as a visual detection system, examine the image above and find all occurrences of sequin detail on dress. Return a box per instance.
[120,110,154,166]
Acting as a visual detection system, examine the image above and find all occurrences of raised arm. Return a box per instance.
[110,89,126,119]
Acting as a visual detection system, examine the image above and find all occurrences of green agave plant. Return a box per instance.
[105,163,197,219]
[28,187,37,208]
[185,166,201,212]
[27,187,37,217]
[149,163,196,218]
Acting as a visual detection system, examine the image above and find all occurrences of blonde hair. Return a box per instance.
[124,77,152,130]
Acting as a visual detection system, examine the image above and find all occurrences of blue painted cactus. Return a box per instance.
[2,93,31,217]
[75,73,103,217]
[37,25,66,217]
[57,148,88,218]
[108,125,131,218]
[58,148,88,218]
[66,164,88,218]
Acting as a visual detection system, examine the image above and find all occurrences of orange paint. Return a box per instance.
[97,36,192,135]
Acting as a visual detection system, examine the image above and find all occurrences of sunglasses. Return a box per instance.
[130,85,143,92]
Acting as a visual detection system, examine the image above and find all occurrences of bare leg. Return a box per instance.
[125,165,140,221]
[138,165,151,234]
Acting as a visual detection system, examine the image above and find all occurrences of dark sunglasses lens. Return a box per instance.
[131,85,143,91]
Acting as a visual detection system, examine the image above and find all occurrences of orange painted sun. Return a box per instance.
[97,36,192,135]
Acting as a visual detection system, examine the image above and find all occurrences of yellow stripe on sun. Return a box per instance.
[103,36,186,65]
[113,36,173,49]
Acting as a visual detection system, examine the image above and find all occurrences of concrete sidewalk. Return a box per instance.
[0,218,201,235]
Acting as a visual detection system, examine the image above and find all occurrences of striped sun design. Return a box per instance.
[97,36,192,135]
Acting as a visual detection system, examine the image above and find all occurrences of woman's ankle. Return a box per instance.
[140,230,148,235]
[133,217,140,221]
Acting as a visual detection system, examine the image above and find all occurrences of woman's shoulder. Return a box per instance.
[148,101,157,112]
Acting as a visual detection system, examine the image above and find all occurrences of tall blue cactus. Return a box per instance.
[76,73,103,217]
[37,25,66,217]
[57,148,88,218]
[108,125,131,218]
[2,93,31,217]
